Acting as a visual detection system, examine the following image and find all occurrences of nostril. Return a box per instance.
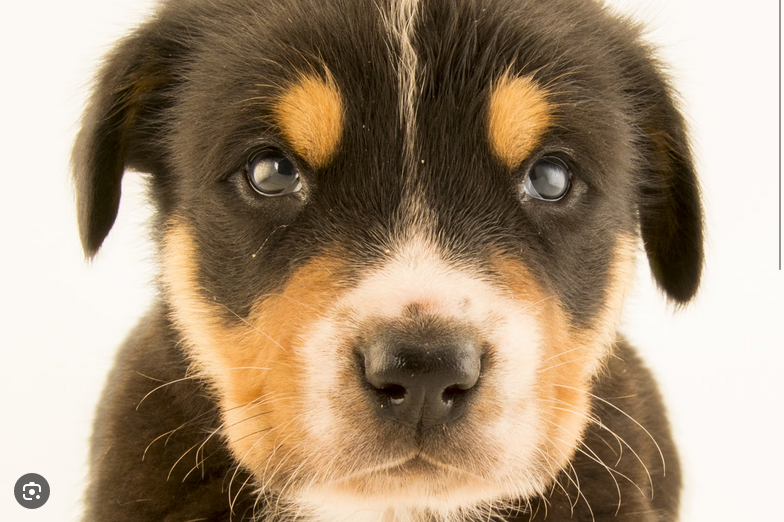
[378,384,407,404]
[441,384,470,405]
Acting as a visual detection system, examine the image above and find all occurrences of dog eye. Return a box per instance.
[247,151,302,196]
[523,157,571,201]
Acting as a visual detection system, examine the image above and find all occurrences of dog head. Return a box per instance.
[74,0,702,516]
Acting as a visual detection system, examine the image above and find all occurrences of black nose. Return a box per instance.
[361,334,481,431]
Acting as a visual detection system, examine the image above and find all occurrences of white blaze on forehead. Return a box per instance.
[384,1,438,242]
[388,0,420,161]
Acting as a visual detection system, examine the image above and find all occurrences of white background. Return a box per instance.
[0,0,781,520]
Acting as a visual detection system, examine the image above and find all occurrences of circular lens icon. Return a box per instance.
[14,473,50,509]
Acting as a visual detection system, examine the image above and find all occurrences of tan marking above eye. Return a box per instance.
[273,72,344,167]
[488,73,553,169]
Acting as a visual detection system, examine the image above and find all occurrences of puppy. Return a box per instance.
[74,0,702,520]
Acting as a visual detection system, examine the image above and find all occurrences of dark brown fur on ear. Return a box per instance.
[72,17,185,258]
[640,110,704,305]
[628,47,704,304]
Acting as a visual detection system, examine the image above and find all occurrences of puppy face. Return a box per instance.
[74,0,702,517]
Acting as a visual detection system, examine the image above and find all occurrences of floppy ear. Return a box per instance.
[635,70,704,304]
[72,18,184,258]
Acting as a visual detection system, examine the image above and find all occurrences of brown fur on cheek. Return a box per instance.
[491,237,637,478]
[161,221,347,486]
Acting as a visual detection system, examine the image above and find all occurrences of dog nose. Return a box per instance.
[361,336,481,430]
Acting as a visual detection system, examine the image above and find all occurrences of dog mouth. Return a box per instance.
[366,454,448,477]
[393,455,443,474]
[303,452,486,505]
[326,451,482,488]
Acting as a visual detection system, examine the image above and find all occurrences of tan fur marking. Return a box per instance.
[161,220,346,489]
[488,74,553,168]
[490,236,637,479]
[273,73,344,167]
[489,256,584,476]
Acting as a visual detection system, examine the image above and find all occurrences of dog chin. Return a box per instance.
[287,457,542,518]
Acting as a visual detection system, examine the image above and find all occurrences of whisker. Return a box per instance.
[224,412,302,514]
[541,437,583,512]
[230,472,256,520]
[175,396,280,484]
[554,384,662,489]
[556,384,664,495]
[548,406,648,503]
[252,224,288,258]
[231,427,274,444]
[257,415,304,492]
[533,448,573,513]
[227,434,271,515]
[136,375,200,410]
[135,371,168,383]
[543,439,596,522]
[542,397,625,460]
[520,294,557,313]
[531,496,544,521]
[539,342,595,364]
[142,409,214,462]
[182,445,225,483]
[541,418,627,513]
[257,293,322,314]
[536,355,596,374]
[215,302,287,353]
[136,366,270,412]
[192,401,280,477]
[167,439,203,481]
[271,447,306,516]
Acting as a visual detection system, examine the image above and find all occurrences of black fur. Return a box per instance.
[74,0,701,520]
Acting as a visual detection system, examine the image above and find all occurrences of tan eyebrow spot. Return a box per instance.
[273,73,344,167]
[488,74,553,168]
